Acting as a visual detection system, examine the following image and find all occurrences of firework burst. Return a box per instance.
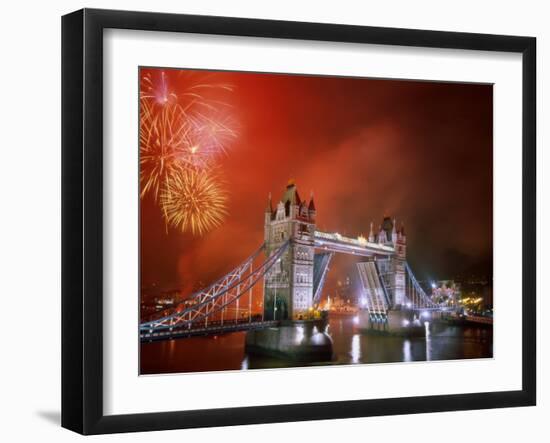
[141,70,235,117]
[140,69,237,235]
[140,71,238,193]
[140,99,192,200]
[182,111,238,168]
[140,71,178,106]
[160,168,228,236]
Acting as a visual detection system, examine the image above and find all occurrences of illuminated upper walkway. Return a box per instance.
[314,230,395,257]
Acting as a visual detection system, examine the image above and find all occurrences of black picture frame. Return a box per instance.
[62,8,536,435]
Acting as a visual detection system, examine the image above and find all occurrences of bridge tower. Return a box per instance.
[373,217,407,307]
[392,223,407,307]
[263,181,316,321]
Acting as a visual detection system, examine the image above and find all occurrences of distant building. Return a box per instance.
[430,280,460,307]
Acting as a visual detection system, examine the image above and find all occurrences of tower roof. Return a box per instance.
[282,181,301,206]
[381,216,393,234]
[308,196,316,211]
[265,193,273,213]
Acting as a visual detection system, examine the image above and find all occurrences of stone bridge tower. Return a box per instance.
[392,223,407,307]
[372,216,407,307]
[263,181,316,321]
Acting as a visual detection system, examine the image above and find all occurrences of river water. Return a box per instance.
[140,315,493,375]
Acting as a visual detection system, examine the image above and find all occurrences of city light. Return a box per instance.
[402,319,410,327]
[353,315,360,325]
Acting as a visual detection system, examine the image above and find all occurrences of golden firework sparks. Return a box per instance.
[139,99,191,200]
[139,71,238,200]
[160,168,228,236]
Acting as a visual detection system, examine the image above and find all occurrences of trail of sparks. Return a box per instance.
[139,99,190,200]
[140,71,178,105]
[184,110,238,168]
[139,70,238,227]
[160,168,228,236]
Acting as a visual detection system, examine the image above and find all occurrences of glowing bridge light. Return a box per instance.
[406,302,412,308]
[353,315,360,325]
[402,319,410,327]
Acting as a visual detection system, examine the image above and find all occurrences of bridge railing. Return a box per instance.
[404,262,453,310]
[357,261,389,316]
[140,241,290,332]
[312,252,333,305]
[314,230,395,253]
[142,243,266,323]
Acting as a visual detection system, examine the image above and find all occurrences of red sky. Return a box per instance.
[140,67,493,298]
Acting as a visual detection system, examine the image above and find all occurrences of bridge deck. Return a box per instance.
[314,231,395,256]
[140,320,279,342]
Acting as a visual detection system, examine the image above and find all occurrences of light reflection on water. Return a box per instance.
[241,355,249,370]
[350,334,361,364]
[295,325,305,345]
[425,321,432,361]
[141,316,493,374]
[403,340,412,362]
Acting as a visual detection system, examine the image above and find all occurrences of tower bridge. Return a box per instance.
[140,181,454,344]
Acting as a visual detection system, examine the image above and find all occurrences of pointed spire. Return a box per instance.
[378,225,385,244]
[265,192,273,213]
[381,215,393,238]
[368,221,374,242]
[308,191,316,211]
[285,180,299,201]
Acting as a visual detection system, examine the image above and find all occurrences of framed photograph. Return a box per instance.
[62,8,536,434]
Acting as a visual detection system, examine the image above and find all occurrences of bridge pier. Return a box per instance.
[357,309,426,336]
[245,319,333,362]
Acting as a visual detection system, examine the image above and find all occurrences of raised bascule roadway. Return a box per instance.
[140,181,454,342]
